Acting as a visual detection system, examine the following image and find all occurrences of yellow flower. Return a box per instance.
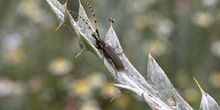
[48,57,73,76]
[192,12,214,27]
[101,82,120,98]
[183,88,199,103]
[72,79,91,97]
[134,15,150,29]
[209,71,220,88]
[6,48,23,64]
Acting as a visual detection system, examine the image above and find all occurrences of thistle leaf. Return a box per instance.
[45,0,220,110]
[147,54,193,109]
[194,78,220,110]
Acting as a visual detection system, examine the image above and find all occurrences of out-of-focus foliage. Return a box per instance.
[0,0,219,110]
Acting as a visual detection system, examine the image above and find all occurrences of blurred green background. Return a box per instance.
[0,0,220,110]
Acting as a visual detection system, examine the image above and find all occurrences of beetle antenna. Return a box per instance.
[81,0,99,37]
[68,10,98,40]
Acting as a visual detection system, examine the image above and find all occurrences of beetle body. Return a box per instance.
[92,34,125,71]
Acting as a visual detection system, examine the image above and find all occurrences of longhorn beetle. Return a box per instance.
[92,18,125,71]
[69,1,125,71]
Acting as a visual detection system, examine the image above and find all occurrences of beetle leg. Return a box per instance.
[112,45,124,55]
[117,51,124,56]
[105,58,118,76]
[99,49,105,64]
[110,59,118,76]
